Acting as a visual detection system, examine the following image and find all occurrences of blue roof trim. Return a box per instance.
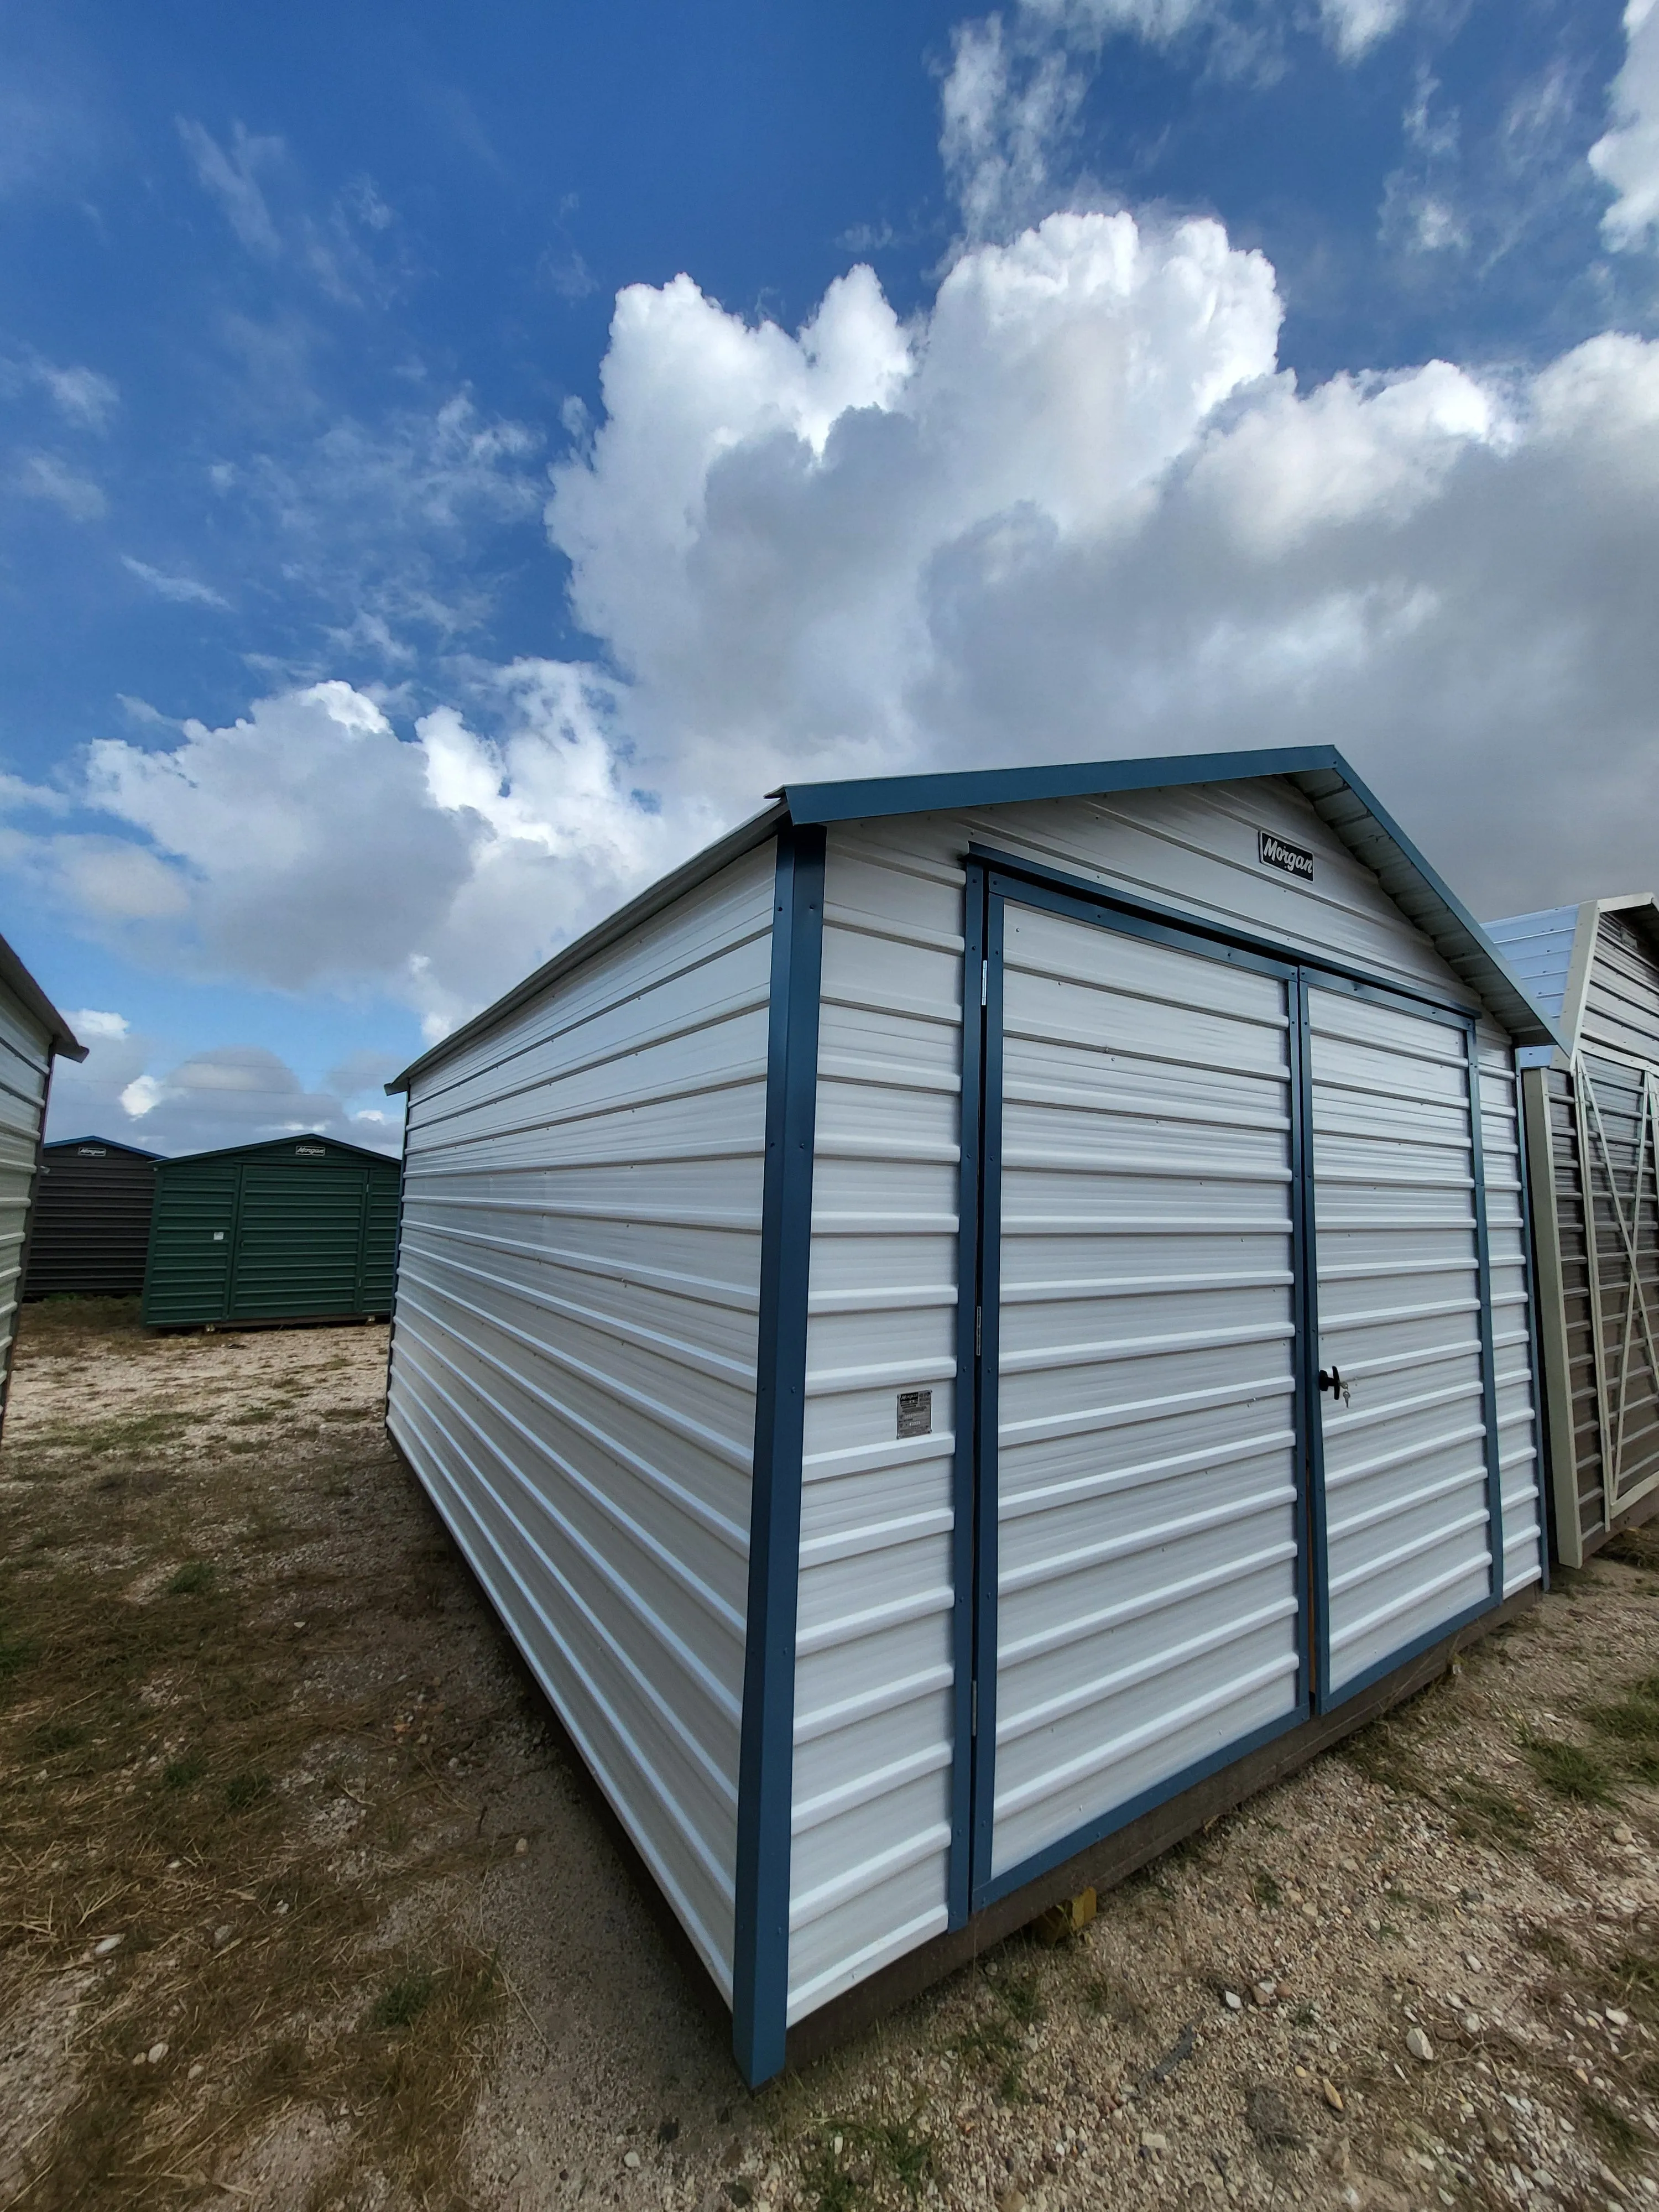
[44,1136,165,1160]
[778,745,1564,1053]
[775,744,1345,826]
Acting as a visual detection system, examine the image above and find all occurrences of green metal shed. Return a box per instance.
[142,1133,401,1329]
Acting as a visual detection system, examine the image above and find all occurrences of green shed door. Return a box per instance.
[142,1161,238,1324]
[358,1162,400,1312]
[228,1164,369,1321]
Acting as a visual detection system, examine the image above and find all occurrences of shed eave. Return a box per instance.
[45,1135,165,1161]
[0,928,85,1060]
[156,1131,398,1171]
[387,799,788,1095]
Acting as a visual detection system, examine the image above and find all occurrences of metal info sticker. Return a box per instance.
[897,1389,933,1439]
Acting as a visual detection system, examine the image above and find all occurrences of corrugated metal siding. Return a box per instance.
[1578,1053,1659,1516]
[1311,990,1493,1695]
[991,904,1301,1876]
[1484,906,1579,1024]
[387,846,775,2005]
[143,1144,399,1326]
[790,781,1504,2021]
[231,1165,372,1318]
[142,1160,239,1323]
[0,987,51,1429]
[1581,912,1659,1066]
[788,836,963,2023]
[23,1143,158,1298]
[1477,1031,1544,1596]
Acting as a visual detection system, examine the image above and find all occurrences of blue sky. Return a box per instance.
[3,0,1656,1152]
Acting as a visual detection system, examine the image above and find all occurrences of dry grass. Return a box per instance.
[1,1302,510,2209]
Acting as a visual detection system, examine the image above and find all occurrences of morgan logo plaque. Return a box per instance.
[1258,829,1314,882]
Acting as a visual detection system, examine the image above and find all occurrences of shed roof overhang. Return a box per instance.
[44,1135,164,1160]
[0,930,85,1061]
[389,744,1563,1094]
[1561,893,1659,1055]
[158,1131,400,1170]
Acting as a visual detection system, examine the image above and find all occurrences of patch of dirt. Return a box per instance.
[4,1299,1659,2210]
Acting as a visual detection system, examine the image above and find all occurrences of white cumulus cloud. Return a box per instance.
[18,173,1659,1044]
[46,1024,403,1156]
[1591,0,1659,248]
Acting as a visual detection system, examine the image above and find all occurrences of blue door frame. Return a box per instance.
[952,854,1507,1921]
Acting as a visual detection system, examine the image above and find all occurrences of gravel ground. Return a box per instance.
[2,1306,1657,2211]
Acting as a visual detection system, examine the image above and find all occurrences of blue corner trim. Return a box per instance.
[967,887,1007,1906]
[1290,971,1323,1713]
[732,823,826,2090]
[950,861,988,1931]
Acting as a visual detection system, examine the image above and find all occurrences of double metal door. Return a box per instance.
[964,868,1501,1907]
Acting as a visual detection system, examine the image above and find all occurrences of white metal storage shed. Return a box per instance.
[1485,896,1659,1564]
[0,931,85,1441]
[384,746,1559,2086]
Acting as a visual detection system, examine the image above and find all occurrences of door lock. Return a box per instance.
[1318,1366,1351,1407]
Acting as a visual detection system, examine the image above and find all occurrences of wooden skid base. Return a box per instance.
[783,1585,1539,2075]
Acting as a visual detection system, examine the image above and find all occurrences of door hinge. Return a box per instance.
[981,958,988,1007]
[974,1304,982,1358]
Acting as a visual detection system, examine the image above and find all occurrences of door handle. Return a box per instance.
[1318,1366,1351,1407]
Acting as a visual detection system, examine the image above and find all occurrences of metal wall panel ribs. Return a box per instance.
[990,899,1302,1879]
[1310,990,1494,1694]
[789,832,964,2024]
[388,846,776,2003]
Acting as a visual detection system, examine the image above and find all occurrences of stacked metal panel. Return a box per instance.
[387,847,776,2005]
[23,1138,161,1299]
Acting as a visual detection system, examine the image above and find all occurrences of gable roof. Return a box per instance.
[44,1135,165,1160]
[1485,894,1659,1052]
[157,1131,399,1171]
[390,744,1564,1093]
[0,930,86,1061]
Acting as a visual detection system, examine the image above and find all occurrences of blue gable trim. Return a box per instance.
[774,745,1563,1056]
[775,744,1345,826]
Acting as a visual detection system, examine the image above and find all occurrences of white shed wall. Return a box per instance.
[791,776,1535,2020]
[0,985,50,1422]
[388,845,775,2002]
